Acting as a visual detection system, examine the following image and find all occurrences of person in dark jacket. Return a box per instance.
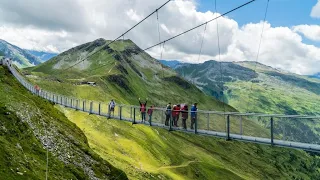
[139,98,148,123]
[165,103,172,126]
[181,104,188,129]
[147,105,154,126]
[191,103,198,129]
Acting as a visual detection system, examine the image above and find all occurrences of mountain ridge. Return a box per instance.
[0,39,42,68]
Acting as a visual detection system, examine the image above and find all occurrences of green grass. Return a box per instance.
[0,66,127,179]
[59,107,320,180]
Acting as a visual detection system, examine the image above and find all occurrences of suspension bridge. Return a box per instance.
[3,60,320,153]
[2,0,320,153]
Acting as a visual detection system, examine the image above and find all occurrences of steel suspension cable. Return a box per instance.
[144,0,257,51]
[63,0,171,71]
[246,0,270,113]
[82,0,258,74]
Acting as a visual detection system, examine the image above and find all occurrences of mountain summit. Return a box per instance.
[0,39,42,68]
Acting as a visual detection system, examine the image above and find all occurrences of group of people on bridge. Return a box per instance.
[108,98,198,130]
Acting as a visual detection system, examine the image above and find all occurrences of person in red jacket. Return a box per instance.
[139,98,148,123]
[181,104,188,129]
[172,104,181,127]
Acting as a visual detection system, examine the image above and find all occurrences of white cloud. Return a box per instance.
[293,25,320,42]
[0,0,319,75]
[311,0,320,18]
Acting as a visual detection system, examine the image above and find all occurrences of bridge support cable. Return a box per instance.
[214,0,226,115]
[156,9,165,78]
[83,0,258,74]
[144,0,257,51]
[246,0,270,113]
[197,23,207,64]
[63,0,172,71]
[160,42,166,78]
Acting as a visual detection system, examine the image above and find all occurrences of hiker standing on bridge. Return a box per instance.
[34,85,40,96]
[191,103,198,129]
[173,104,181,127]
[108,99,116,118]
[181,104,188,129]
[139,98,148,123]
[147,105,154,126]
[165,103,172,126]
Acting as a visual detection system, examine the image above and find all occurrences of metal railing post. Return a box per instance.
[60,96,63,105]
[76,100,79,111]
[240,116,243,135]
[89,101,93,114]
[53,95,55,103]
[283,125,286,141]
[271,117,274,145]
[207,113,209,130]
[169,113,172,131]
[133,107,136,124]
[83,101,85,112]
[226,115,230,140]
[120,106,122,120]
[195,114,198,134]
[70,99,73,108]
[130,106,132,119]
[98,103,101,115]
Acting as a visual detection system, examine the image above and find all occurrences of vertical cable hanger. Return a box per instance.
[156,9,165,79]
[246,0,270,113]
[215,0,226,112]
[160,42,166,78]
[197,23,208,63]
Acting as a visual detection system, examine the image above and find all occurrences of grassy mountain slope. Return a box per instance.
[0,39,42,68]
[0,66,126,179]
[56,106,320,179]
[27,39,231,111]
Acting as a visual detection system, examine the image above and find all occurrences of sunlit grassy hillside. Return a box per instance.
[0,66,126,179]
[57,106,320,180]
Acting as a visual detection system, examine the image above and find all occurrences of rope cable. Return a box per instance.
[246,0,270,113]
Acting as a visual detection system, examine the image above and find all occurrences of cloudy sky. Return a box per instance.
[0,0,319,75]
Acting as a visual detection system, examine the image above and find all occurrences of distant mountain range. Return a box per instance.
[0,39,58,68]
[26,50,58,61]
[310,73,320,79]
[0,39,43,68]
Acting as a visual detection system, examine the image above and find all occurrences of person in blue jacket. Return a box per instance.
[190,103,198,129]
